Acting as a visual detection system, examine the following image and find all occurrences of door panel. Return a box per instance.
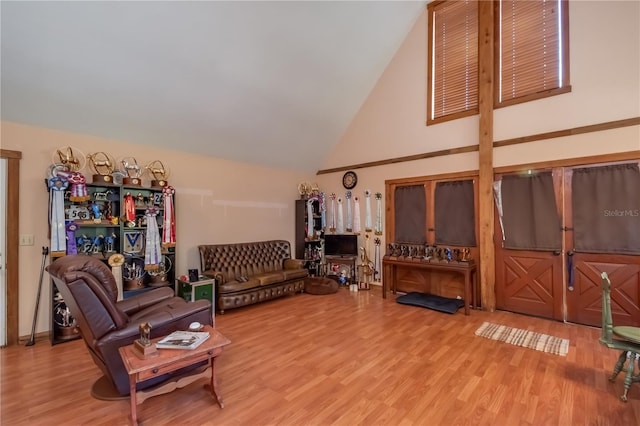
[494,169,564,321]
[496,249,563,319]
[568,254,640,326]
[564,163,640,327]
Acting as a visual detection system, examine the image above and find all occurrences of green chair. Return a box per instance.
[599,272,640,402]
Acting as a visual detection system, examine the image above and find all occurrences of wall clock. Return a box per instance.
[342,171,358,189]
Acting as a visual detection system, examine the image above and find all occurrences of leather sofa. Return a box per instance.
[46,254,212,397]
[198,240,308,313]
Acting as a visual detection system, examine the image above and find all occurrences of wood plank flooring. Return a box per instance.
[2,286,639,425]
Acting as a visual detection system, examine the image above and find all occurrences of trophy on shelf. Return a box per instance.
[87,152,116,184]
[48,146,90,202]
[52,146,86,173]
[145,160,171,188]
[147,255,172,287]
[297,181,312,199]
[123,257,146,290]
[118,157,143,186]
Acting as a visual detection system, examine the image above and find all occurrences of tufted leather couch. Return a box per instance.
[198,240,308,313]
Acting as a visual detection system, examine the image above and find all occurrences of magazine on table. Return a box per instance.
[156,330,210,350]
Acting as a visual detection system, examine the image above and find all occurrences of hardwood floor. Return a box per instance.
[2,286,639,425]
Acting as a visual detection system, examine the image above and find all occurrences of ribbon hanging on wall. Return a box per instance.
[364,190,372,232]
[144,206,161,271]
[162,186,176,248]
[345,191,353,233]
[48,176,69,257]
[307,199,315,239]
[337,197,344,234]
[353,196,361,235]
[329,193,336,233]
[374,192,383,235]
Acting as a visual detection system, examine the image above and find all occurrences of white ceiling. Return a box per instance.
[1,1,426,172]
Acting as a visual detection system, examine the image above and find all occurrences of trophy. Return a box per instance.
[87,152,116,184]
[123,257,146,290]
[147,255,172,287]
[134,322,157,358]
[460,248,472,262]
[297,181,312,199]
[145,160,171,188]
[118,157,143,186]
[52,146,86,173]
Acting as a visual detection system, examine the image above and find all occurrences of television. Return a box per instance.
[324,234,358,257]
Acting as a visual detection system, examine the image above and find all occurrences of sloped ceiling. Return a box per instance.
[1,1,426,172]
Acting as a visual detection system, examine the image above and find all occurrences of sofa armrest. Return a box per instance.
[116,287,175,315]
[284,258,305,270]
[203,270,227,284]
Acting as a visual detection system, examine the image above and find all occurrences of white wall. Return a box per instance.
[1,121,314,337]
[318,0,640,266]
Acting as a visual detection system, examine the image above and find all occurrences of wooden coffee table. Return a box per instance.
[118,326,231,425]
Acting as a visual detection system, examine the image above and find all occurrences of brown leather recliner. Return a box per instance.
[46,254,213,398]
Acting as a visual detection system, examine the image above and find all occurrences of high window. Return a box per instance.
[427,0,570,125]
[427,0,478,124]
[496,0,571,107]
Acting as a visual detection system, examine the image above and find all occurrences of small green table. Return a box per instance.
[176,277,216,324]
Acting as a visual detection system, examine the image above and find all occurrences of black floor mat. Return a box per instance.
[396,292,465,314]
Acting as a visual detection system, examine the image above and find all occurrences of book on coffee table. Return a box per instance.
[156,330,210,350]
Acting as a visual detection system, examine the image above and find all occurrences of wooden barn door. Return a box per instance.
[495,161,640,326]
[564,163,640,327]
[494,170,564,320]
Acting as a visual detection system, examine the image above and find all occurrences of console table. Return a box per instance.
[382,256,478,315]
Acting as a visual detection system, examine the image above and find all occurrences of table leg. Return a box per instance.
[210,357,224,408]
[464,271,471,316]
[473,270,479,309]
[129,376,138,426]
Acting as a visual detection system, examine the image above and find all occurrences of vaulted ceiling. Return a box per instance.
[1,1,426,172]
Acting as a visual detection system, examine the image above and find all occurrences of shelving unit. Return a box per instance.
[295,198,324,276]
[47,180,176,345]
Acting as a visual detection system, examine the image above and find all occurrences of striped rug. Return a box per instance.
[475,322,570,356]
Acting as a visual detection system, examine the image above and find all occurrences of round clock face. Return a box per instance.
[342,171,358,189]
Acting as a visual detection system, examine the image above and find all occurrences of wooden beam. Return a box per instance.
[493,117,640,148]
[315,117,639,176]
[316,146,478,175]
[478,1,495,311]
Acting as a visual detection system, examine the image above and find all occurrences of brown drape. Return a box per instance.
[434,180,476,246]
[572,163,640,254]
[500,172,561,250]
[394,185,426,244]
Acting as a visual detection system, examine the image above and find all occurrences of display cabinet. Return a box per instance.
[47,181,176,344]
[295,198,324,276]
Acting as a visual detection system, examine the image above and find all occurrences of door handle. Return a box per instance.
[552,249,562,256]
[567,251,575,291]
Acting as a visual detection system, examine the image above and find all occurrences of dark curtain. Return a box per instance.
[434,180,476,246]
[394,185,426,244]
[572,163,640,254]
[501,172,561,250]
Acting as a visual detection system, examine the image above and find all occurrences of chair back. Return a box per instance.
[601,272,615,345]
[47,255,128,344]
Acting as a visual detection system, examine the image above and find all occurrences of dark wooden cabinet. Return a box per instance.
[295,199,323,276]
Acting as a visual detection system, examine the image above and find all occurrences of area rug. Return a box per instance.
[396,292,465,314]
[474,322,570,356]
